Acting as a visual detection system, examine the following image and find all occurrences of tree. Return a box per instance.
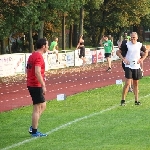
[0,0,45,53]
[84,0,150,46]
[0,0,150,53]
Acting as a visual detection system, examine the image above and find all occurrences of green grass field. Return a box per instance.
[0,76,150,150]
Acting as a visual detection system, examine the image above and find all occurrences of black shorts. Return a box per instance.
[122,61,125,71]
[27,86,45,105]
[79,46,85,58]
[125,67,142,80]
[105,53,111,58]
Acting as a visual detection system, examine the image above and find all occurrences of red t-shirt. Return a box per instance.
[27,52,45,87]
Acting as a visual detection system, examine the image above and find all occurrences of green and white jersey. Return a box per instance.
[103,40,113,53]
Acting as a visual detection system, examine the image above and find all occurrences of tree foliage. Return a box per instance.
[0,0,150,52]
[84,0,150,46]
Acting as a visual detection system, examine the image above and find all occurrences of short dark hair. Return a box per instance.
[36,38,47,49]
[103,35,108,38]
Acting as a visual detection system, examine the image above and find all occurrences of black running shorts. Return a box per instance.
[105,53,111,58]
[27,86,45,105]
[79,46,85,58]
[125,67,142,80]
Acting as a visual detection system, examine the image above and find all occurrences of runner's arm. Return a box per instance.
[116,49,125,61]
[140,45,148,61]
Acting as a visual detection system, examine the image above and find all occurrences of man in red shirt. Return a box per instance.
[26,38,48,137]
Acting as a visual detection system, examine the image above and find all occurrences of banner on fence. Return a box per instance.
[97,49,104,63]
[111,46,119,61]
[85,48,92,64]
[0,46,119,77]
[0,54,14,77]
[47,54,59,69]
[91,49,97,64]
[66,52,74,67]
[58,53,67,68]
[74,49,82,66]
[13,53,26,74]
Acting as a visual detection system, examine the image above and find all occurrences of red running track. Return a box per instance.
[0,58,150,112]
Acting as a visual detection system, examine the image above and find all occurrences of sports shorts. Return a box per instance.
[125,67,142,80]
[105,53,111,58]
[79,46,85,58]
[27,86,45,105]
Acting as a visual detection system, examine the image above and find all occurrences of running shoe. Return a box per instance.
[120,100,125,106]
[32,132,47,137]
[135,101,141,105]
[29,126,39,134]
[29,126,32,134]
[106,67,111,72]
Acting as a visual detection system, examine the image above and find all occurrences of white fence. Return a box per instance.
[0,46,119,77]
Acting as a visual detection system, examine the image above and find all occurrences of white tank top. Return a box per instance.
[125,41,142,69]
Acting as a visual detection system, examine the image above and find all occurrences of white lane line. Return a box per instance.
[1,93,150,150]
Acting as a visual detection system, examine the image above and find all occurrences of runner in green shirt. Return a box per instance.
[49,41,57,51]
[123,32,131,41]
[100,35,113,71]
[49,37,59,62]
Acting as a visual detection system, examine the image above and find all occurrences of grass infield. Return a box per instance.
[0,76,150,150]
